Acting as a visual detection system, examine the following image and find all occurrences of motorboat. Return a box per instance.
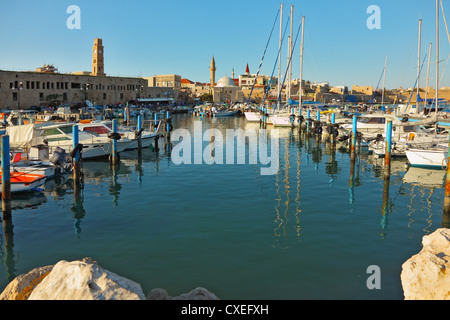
[39,123,132,160]
[77,120,158,150]
[0,171,47,193]
[405,143,448,169]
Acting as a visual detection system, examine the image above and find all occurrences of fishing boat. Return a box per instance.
[211,106,240,117]
[0,171,47,193]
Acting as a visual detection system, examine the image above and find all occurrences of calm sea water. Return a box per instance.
[0,114,447,300]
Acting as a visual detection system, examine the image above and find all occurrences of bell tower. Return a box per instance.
[92,38,105,76]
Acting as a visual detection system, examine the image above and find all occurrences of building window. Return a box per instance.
[103,93,107,100]
[12,92,17,101]
[63,93,68,101]
[40,93,44,101]
[36,82,40,89]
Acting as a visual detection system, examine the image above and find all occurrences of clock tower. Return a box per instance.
[92,38,105,76]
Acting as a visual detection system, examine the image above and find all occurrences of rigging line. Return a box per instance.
[370,66,386,104]
[440,0,450,48]
[261,14,292,109]
[277,19,303,104]
[246,8,280,104]
[406,53,428,107]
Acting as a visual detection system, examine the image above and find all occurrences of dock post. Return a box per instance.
[126,102,130,127]
[154,112,159,132]
[1,135,11,218]
[330,113,336,146]
[306,110,310,136]
[350,116,357,161]
[166,111,171,140]
[443,132,450,228]
[384,120,392,177]
[111,119,118,165]
[137,115,142,154]
[72,125,81,184]
[291,107,295,127]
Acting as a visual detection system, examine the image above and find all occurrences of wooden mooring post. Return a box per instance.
[1,135,11,218]
[443,132,450,228]
[137,115,142,154]
[72,125,81,184]
[111,119,119,165]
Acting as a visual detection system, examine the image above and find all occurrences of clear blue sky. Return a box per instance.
[0,0,449,90]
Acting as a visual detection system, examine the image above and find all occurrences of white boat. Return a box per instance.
[405,143,448,169]
[340,114,394,136]
[244,112,261,122]
[77,120,158,150]
[39,123,132,160]
[269,112,293,127]
[368,124,448,157]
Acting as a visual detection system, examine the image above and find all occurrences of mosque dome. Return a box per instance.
[216,76,236,87]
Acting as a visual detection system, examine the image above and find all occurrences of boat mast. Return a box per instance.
[286,4,293,106]
[381,55,388,105]
[436,0,439,118]
[424,43,432,111]
[416,19,422,111]
[299,16,305,111]
[278,3,283,109]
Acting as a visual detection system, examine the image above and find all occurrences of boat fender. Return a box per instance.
[444,114,448,119]
[70,143,84,158]
[401,117,408,122]
[108,132,122,140]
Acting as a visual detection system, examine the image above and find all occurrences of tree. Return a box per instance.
[201,93,213,103]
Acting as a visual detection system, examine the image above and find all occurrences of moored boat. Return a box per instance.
[0,171,47,193]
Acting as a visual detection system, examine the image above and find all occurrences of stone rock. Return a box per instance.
[147,287,219,300]
[0,265,54,300]
[172,287,220,300]
[28,258,146,300]
[401,228,450,300]
[147,288,170,300]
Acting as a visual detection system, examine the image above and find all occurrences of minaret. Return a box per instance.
[92,38,105,76]
[210,56,216,94]
[245,63,250,75]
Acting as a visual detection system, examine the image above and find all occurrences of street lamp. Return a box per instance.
[12,82,23,110]
[80,83,90,105]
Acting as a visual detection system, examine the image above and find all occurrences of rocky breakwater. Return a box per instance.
[401,228,450,300]
[0,257,219,300]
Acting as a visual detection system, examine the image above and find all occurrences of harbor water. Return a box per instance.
[0,114,447,300]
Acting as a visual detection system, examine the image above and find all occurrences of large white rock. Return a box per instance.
[28,258,146,300]
[401,228,450,300]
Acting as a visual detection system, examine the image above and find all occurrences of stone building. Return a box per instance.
[0,38,148,109]
[0,70,147,109]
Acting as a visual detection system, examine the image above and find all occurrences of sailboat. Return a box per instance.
[406,0,449,169]
[270,12,306,127]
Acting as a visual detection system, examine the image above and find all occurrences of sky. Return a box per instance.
[0,0,449,90]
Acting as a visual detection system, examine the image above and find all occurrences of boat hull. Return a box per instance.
[405,149,447,169]
[0,172,47,193]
